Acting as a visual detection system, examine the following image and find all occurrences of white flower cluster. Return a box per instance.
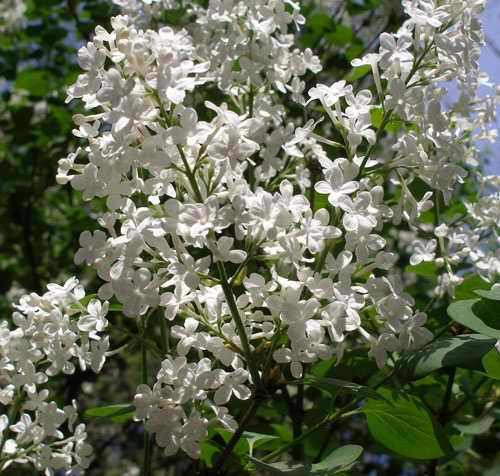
[0,278,109,472]
[193,0,320,97]
[406,174,500,296]
[42,0,499,463]
[134,355,248,458]
[0,0,26,32]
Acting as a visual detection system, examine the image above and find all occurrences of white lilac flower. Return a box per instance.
[5,0,493,466]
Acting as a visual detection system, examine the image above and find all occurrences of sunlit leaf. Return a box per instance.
[362,388,453,459]
[448,299,500,339]
[396,334,497,382]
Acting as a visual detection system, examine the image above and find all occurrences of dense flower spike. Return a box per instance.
[2,0,498,470]
[0,0,25,32]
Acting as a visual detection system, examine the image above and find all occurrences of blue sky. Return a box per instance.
[481,2,500,173]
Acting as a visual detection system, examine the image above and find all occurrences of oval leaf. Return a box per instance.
[313,445,363,473]
[481,347,500,380]
[396,334,497,382]
[448,299,500,339]
[362,388,452,460]
[475,288,500,301]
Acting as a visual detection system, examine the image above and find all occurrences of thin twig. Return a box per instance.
[213,399,261,470]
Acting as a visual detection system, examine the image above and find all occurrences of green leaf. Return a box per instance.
[475,288,500,301]
[80,294,98,306]
[454,415,495,435]
[449,434,472,452]
[85,404,134,421]
[108,302,124,312]
[15,69,55,97]
[370,108,384,128]
[447,299,500,339]
[344,65,371,82]
[303,376,383,401]
[200,440,222,468]
[326,25,353,46]
[362,388,453,459]
[308,13,335,33]
[249,445,363,475]
[313,445,363,473]
[110,411,135,423]
[396,334,497,382]
[270,424,293,443]
[242,432,280,455]
[345,41,364,61]
[454,276,490,300]
[405,262,438,278]
[215,428,248,455]
[481,347,500,379]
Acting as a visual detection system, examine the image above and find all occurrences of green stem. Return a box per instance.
[448,377,488,420]
[247,85,256,191]
[262,408,360,462]
[358,109,393,175]
[141,321,153,476]
[358,41,435,177]
[293,382,305,460]
[159,312,170,355]
[439,368,456,423]
[178,145,203,202]
[308,159,318,213]
[427,368,456,475]
[216,261,261,388]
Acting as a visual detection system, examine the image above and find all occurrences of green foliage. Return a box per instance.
[1,1,499,475]
[396,334,498,382]
[448,298,500,339]
[85,404,135,423]
[250,445,363,475]
[362,388,452,460]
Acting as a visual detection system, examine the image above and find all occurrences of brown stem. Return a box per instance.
[213,399,261,471]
